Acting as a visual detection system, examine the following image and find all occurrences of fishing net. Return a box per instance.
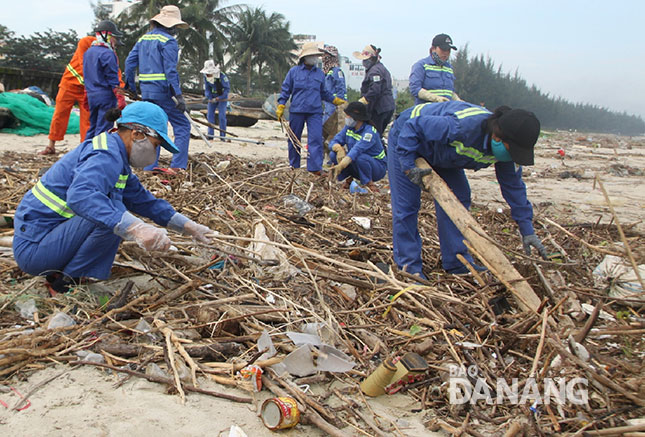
[0,92,80,136]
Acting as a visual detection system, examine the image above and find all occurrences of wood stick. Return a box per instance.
[583,424,645,436]
[575,299,603,343]
[72,360,252,403]
[416,157,542,313]
[529,310,548,378]
[542,217,624,257]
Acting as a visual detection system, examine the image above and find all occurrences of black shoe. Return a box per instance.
[447,264,488,275]
[46,276,79,296]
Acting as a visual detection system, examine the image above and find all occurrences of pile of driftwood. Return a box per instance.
[0,149,643,436]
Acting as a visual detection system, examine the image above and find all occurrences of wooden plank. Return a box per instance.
[415,157,542,313]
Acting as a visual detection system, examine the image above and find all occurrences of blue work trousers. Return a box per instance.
[13,215,122,280]
[288,112,323,172]
[207,100,227,138]
[329,151,386,185]
[86,93,116,139]
[144,97,191,170]
[387,143,476,276]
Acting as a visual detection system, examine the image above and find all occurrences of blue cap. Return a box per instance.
[116,101,179,153]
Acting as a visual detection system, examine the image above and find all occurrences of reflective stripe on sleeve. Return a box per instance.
[92,133,108,150]
[373,150,385,160]
[450,141,497,164]
[66,63,84,85]
[423,64,454,74]
[32,181,75,219]
[346,130,362,141]
[115,174,128,189]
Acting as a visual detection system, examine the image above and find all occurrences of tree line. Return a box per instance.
[451,45,645,135]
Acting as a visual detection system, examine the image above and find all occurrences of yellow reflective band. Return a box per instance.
[411,102,432,118]
[115,174,128,189]
[139,34,170,43]
[423,64,454,74]
[66,63,84,85]
[92,133,108,150]
[455,107,491,119]
[346,130,362,141]
[373,150,385,160]
[429,89,454,97]
[32,180,75,219]
[451,141,497,164]
[139,73,167,81]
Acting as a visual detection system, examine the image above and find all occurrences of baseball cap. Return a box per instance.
[116,101,179,153]
[432,34,457,51]
[497,109,541,165]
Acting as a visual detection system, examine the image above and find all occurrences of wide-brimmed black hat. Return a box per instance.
[344,101,370,121]
[497,109,541,165]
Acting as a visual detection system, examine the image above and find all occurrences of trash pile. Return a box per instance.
[0,150,644,436]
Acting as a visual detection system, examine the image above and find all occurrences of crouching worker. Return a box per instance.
[12,101,212,294]
[329,102,386,193]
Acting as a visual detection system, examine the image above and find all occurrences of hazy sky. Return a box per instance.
[3,0,644,118]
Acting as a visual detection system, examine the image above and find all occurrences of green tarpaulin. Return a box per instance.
[0,92,80,136]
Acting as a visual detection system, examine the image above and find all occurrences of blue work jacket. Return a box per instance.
[409,55,455,105]
[14,132,176,244]
[278,64,334,114]
[325,66,347,100]
[331,123,386,162]
[125,28,182,100]
[360,61,395,116]
[204,73,230,100]
[83,44,120,99]
[393,101,535,236]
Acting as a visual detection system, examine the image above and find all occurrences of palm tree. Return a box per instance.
[227,7,297,94]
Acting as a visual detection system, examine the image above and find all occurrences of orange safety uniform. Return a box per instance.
[48,36,125,142]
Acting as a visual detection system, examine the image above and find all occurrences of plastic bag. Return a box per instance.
[15,298,37,319]
[47,312,76,329]
[282,194,313,217]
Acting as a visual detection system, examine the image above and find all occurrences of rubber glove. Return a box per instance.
[114,211,171,252]
[276,104,285,121]
[405,167,433,189]
[332,155,352,178]
[167,213,212,243]
[522,235,548,260]
[418,89,449,103]
[174,95,186,112]
[358,97,368,105]
[331,143,344,153]
[332,97,346,106]
[113,88,126,110]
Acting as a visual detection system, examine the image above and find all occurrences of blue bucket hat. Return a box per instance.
[116,101,179,153]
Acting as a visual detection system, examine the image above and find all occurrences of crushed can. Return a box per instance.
[261,396,300,430]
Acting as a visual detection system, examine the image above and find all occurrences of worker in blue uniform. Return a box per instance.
[321,45,347,146]
[329,102,386,193]
[83,20,125,139]
[353,44,395,136]
[125,5,190,171]
[276,42,346,174]
[388,101,548,276]
[200,60,230,141]
[409,33,459,105]
[12,101,213,294]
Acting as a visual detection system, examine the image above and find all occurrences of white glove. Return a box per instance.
[167,213,212,243]
[114,211,171,252]
[418,89,449,103]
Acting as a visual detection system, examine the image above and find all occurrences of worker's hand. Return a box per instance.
[174,95,186,112]
[113,88,126,110]
[417,89,448,103]
[276,104,285,121]
[522,234,548,260]
[405,167,433,189]
[331,143,344,154]
[332,97,346,106]
[129,222,172,252]
[331,156,352,178]
[358,97,368,105]
[452,92,462,102]
[184,220,212,244]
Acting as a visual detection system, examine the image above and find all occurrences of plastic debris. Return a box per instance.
[593,255,644,304]
[282,194,313,217]
[47,312,75,329]
[75,350,105,364]
[15,299,37,319]
[349,180,368,194]
[257,329,277,361]
[228,425,248,437]
[247,222,299,280]
[216,160,231,170]
[351,216,371,230]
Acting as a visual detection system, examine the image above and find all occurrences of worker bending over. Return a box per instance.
[13,102,212,294]
[125,5,190,172]
[409,33,459,105]
[388,101,548,276]
[329,102,386,193]
[201,60,230,141]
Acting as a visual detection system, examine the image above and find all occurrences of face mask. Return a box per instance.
[362,59,375,69]
[303,55,317,66]
[491,138,512,162]
[431,51,446,67]
[345,117,357,128]
[205,75,215,84]
[130,137,157,168]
